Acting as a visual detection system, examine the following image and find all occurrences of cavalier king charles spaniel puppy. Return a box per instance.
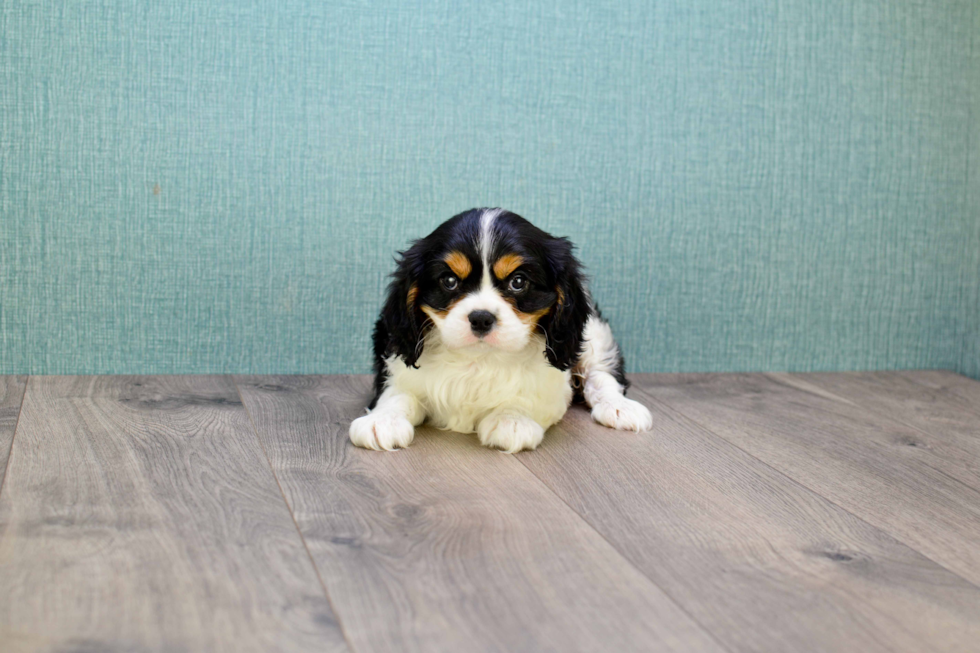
[350,208,653,453]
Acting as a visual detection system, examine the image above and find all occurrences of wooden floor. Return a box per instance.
[1,372,979,652]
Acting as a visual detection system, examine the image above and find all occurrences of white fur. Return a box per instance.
[349,208,652,453]
[575,315,653,432]
[478,208,502,287]
[477,411,545,453]
[423,287,530,352]
[387,331,572,438]
[349,388,425,451]
[351,314,653,453]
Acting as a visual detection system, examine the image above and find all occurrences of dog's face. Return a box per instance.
[378,208,588,371]
[417,209,560,353]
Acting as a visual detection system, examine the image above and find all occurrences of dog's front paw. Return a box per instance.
[349,411,415,451]
[477,412,545,453]
[591,396,653,432]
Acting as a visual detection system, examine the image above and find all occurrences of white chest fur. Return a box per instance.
[386,334,572,433]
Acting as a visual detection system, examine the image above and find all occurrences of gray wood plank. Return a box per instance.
[782,372,980,491]
[0,376,28,490]
[635,373,980,588]
[894,370,980,417]
[0,376,347,653]
[517,394,980,653]
[235,375,724,653]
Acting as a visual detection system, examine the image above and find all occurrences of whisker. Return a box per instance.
[414,318,434,357]
[535,323,557,360]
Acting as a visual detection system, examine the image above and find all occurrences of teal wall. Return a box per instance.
[1,1,978,377]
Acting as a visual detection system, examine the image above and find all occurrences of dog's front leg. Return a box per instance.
[349,389,425,451]
[477,409,545,453]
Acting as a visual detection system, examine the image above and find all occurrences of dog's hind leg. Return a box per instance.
[573,314,653,432]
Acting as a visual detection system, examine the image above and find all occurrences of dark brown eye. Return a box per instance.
[441,275,459,291]
[508,274,528,292]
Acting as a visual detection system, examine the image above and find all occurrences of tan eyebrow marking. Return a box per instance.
[500,293,555,328]
[517,307,550,326]
[493,254,524,280]
[421,299,463,320]
[443,251,472,279]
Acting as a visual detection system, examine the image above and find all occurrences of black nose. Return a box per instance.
[468,310,497,335]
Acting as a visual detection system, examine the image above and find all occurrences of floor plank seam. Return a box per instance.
[769,372,980,457]
[631,385,980,596]
[230,376,357,653]
[6,373,978,651]
[235,375,728,652]
[0,375,29,500]
[514,452,737,653]
[901,372,980,419]
[920,463,980,500]
[766,372,980,499]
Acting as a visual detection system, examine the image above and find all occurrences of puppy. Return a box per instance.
[350,208,653,453]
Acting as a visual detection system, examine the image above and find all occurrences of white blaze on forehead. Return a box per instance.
[425,208,533,354]
[478,208,503,289]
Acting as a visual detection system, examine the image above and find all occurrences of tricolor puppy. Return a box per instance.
[350,208,653,453]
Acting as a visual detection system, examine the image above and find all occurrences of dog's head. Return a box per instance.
[378,208,589,370]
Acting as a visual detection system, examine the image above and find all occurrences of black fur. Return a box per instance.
[369,240,428,408]
[592,304,630,390]
[538,236,589,371]
[566,304,630,405]
[369,208,597,408]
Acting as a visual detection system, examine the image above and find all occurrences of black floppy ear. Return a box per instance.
[372,240,428,369]
[541,237,589,371]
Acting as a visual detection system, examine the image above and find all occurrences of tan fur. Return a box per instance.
[493,254,524,280]
[517,307,550,327]
[444,251,472,279]
[500,294,552,328]
[349,207,654,453]
[420,299,465,321]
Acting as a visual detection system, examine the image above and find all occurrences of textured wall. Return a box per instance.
[1,1,978,376]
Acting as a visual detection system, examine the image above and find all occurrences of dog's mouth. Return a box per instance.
[473,331,499,346]
[432,324,508,352]
[447,330,498,349]
[424,297,534,354]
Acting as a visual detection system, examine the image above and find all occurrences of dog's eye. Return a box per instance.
[441,275,459,291]
[508,274,528,292]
